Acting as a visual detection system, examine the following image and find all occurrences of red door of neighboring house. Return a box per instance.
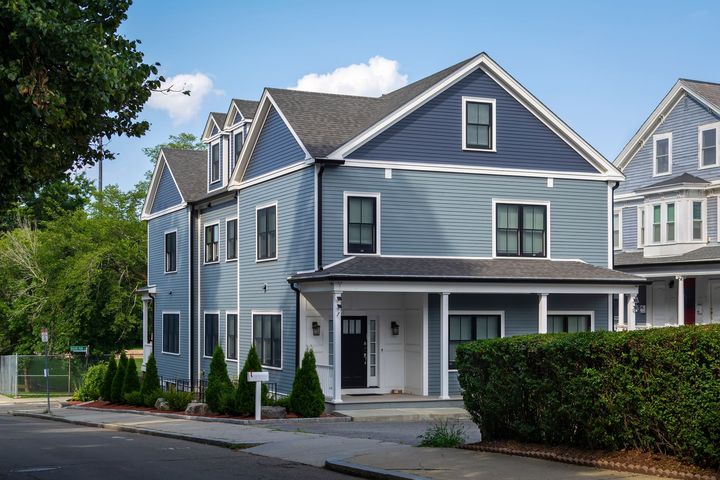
[684,278,696,325]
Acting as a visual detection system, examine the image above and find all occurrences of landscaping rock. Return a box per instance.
[185,402,209,416]
[155,398,170,411]
[261,406,287,419]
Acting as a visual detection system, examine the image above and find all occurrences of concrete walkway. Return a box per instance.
[8,405,666,480]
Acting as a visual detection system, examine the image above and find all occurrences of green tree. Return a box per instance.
[140,352,160,398]
[111,351,127,403]
[0,0,173,210]
[205,345,232,413]
[289,349,325,417]
[123,356,140,395]
[236,345,268,415]
[101,356,117,401]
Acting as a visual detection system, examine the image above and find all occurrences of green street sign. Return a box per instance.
[70,345,88,353]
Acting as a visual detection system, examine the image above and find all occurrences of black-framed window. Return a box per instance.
[347,196,377,254]
[465,101,493,149]
[253,314,281,368]
[449,314,501,369]
[162,313,179,354]
[496,204,546,257]
[210,142,220,183]
[204,313,219,357]
[226,314,237,360]
[226,219,237,260]
[205,224,219,263]
[233,131,243,168]
[547,314,591,333]
[257,205,277,260]
[165,231,177,272]
[701,127,717,167]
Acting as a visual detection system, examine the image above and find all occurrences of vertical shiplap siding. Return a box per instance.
[150,165,183,214]
[243,106,306,181]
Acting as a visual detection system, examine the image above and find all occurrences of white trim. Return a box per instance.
[202,311,220,359]
[608,183,614,267]
[343,192,381,257]
[314,164,319,270]
[652,133,673,177]
[230,161,312,191]
[142,203,187,221]
[164,229,178,274]
[225,311,239,362]
[613,208,622,251]
[202,113,223,141]
[698,122,720,169]
[547,310,596,332]
[692,198,707,242]
[637,205,646,249]
[255,201,279,262]
[461,97,497,152]
[141,151,187,219]
[225,217,238,262]
[491,199,551,259]
[161,311,181,356]
[208,139,222,187]
[422,294,429,397]
[250,310,284,370]
[202,221,221,264]
[447,309,505,372]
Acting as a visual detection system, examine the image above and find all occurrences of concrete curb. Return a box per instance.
[325,457,431,480]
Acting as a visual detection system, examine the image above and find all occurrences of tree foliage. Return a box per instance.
[123,355,140,395]
[111,351,127,403]
[205,345,232,413]
[0,0,168,210]
[289,349,325,417]
[140,352,160,398]
[101,356,116,401]
[236,345,268,415]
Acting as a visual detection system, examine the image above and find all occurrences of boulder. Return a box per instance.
[155,398,170,411]
[185,402,209,416]
[261,406,287,419]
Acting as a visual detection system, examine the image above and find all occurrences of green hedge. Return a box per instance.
[456,325,720,468]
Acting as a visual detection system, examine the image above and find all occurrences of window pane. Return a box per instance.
[656,138,668,156]
[361,198,375,223]
[348,224,360,244]
[267,231,276,257]
[348,198,361,223]
[258,209,266,235]
[666,203,674,222]
[657,156,668,173]
[507,206,518,228]
[477,103,490,125]
[477,127,489,148]
[467,125,480,146]
[653,205,661,224]
[267,206,276,233]
[486,317,500,338]
[461,316,472,340]
[693,202,702,220]
[360,224,374,246]
[467,103,480,124]
[702,129,715,148]
[704,146,717,166]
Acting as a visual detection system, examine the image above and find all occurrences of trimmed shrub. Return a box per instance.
[205,345,232,413]
[74,363,107,401]
[236,345,268,415]
[457,325,720,469]
[124,391,144,406]
[122,358,140,397]
[164,389,193,411]
[101,356,116,401]
[111,351,127,403]
[289,349,325,417]
[140,353,160,400]
[143,389,162,408]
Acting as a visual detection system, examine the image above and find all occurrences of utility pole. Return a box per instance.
[98,137,103,193]
[41,328,49,414]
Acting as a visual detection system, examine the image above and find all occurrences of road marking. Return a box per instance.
[13,466,61,473]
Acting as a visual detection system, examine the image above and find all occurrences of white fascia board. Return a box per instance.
[224,102,244,130]
[201,114,222,142]
[141,151,187,218]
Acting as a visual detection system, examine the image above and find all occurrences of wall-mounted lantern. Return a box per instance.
[312,321,321,336]
[391,321,400,336]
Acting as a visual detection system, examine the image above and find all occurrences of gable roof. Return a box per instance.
[161,149,212,202]
[202,112,227,141]
[224,99,260,129]
[615,79,720,169]
[639,172,709,191]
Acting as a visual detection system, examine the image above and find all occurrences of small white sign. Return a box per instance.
[41,328,48,343]
[247,371,269,382]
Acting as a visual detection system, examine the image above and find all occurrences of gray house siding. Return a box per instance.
[244,106,306,181]
[622,205,637,250]
[151,165,183,214]
[322,166,609,267]
[351,68,598,174]
[199,199,239,379]
[148,208,191,380]
[618,95,720,194]
[238,166,315,393]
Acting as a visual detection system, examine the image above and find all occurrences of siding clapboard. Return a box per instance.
[150,165,183,214]
[244,106,306,181]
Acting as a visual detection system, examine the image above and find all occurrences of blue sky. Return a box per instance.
[98,0,720,191]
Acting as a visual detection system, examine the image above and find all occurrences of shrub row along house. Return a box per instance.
[138,52,643,405]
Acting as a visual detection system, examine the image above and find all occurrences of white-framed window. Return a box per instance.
[162,312,180,355]
[204,312,219,358]
[210,141,221,183]
[547,311,594,333]
[226,312,238,361]
[651,204,662,243]
[226,218,237,261]
[693,200,704,241]
[492,199,550,258]
[666,202,675,242]
[613,209,622,250]
[233,129,244,171]
[204,222,219,264]
[164,230,177,273]
[256,202,278,262]
[343,192,381,256]
[462,97,496,152]
[448,311,504,370]
[653,133,672,176]
[698,122,720,168]
[252,311,282,369]
[637,206,646,248]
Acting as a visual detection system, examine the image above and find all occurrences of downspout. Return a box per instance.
[148,292,156,357]
[611,180,620,332]
[189,208,197,383]
[290,282,301,370]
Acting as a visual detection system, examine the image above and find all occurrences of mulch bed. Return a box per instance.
[462,440,720,480]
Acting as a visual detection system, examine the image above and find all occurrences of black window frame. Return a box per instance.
[495,203,547,258]
[448,314,502,369]
[204,224,219,263]
[701,127,717,167]
[226,313,238,360]
[204,313,219,357]
[464,100,494,150]
[346,195,377,254]
[164,231,177,273]
[547,314,592,333]
[233,130,244,169]
[162,313,180,354]
[226,219,237,261]
[256,204,277,261]
[253,313,282,368]
[210,142,221,183]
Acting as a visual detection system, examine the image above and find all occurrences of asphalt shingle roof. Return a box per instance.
[232,99,259,119]
[210,112,227,130]
[615,246,720,267]
[161,148,221,202]
[681,79,720,111]
[640,172,709,190]
[289,256,643,284]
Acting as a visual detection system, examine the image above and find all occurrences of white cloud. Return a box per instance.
[148,72,223,125]
[291,56,408,97]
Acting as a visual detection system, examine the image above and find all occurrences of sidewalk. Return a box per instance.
[10,406,666,480]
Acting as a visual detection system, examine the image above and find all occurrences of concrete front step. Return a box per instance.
[327,398,464,411]
[336,407,470,423]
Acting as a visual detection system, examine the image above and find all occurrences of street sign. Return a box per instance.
[70,345,88,353]
[40,328,48,343]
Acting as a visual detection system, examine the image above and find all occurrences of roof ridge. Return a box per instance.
[267,87,384,101]
[680,78,720,87]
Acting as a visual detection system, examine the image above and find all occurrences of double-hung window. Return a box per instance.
[693,201,703,240]
[666,203,675,242]
[210,142,221,183]
[253,313,281,368]
[205,224,219,263]
[448,314,501,369]
[638,208,646,247]
[226,314,238,360]
[165,231,177,273]
[653,134,671,176]
[700,124,719,168]
[547,314,591,333]
[256,204,277,261]
[347,195,377,254]
[496,203,546,257]
[463,98,495,151]
[204,313,218,357]
[233,131,243,169]
[162,313,179,354]
[226,219,237,261]
[652,205,662,243]
[613,211,621,249]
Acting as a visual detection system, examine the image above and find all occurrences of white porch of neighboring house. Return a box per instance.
[136,285,156,371]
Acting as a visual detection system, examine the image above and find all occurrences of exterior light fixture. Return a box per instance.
[391,321,399,336]
[312,321,321,336]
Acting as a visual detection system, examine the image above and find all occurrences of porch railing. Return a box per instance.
[316,364,333,398]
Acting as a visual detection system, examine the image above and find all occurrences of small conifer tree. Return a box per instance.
[123,356,141,395]
[289,349,325,417]
[111,351,128,403]
[236,344,267,415]
[140,353,160,397]
[101,356,116,401]
[205,345,232,413]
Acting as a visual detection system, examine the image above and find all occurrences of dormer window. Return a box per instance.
[653,133,672,176]
[210,142,220,183]
[462,97,496,152]
[233,130,243,169]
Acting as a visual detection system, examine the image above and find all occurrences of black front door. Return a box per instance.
[341,316,367,388]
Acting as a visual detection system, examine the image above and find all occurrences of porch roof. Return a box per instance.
[289,257,644,285]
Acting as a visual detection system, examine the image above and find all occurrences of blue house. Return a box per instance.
[614,80,720,329]
[140,53,640,408]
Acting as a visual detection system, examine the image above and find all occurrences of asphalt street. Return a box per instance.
[0,415,355,480]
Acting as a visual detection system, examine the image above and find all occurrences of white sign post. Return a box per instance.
[40,328,50,413]
[247,371,269,421]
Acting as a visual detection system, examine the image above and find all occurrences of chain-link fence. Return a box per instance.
[0,354,110,397]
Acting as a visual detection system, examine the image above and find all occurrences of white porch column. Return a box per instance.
[677,275,685,326]
[538,293,548,334]
[141,296,151,371]
[332,290,343,403]
[440,292,450,400]
[618,293,625,330]
[627,294,637,331]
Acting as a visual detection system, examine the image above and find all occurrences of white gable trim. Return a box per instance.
[326,53,622,179]
[141,151,187,220]
[224,101,245,130]
[202,114,223,142]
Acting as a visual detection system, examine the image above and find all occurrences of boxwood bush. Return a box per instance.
[456,325,720,468]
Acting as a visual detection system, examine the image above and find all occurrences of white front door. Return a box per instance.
[709,280,720,323]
